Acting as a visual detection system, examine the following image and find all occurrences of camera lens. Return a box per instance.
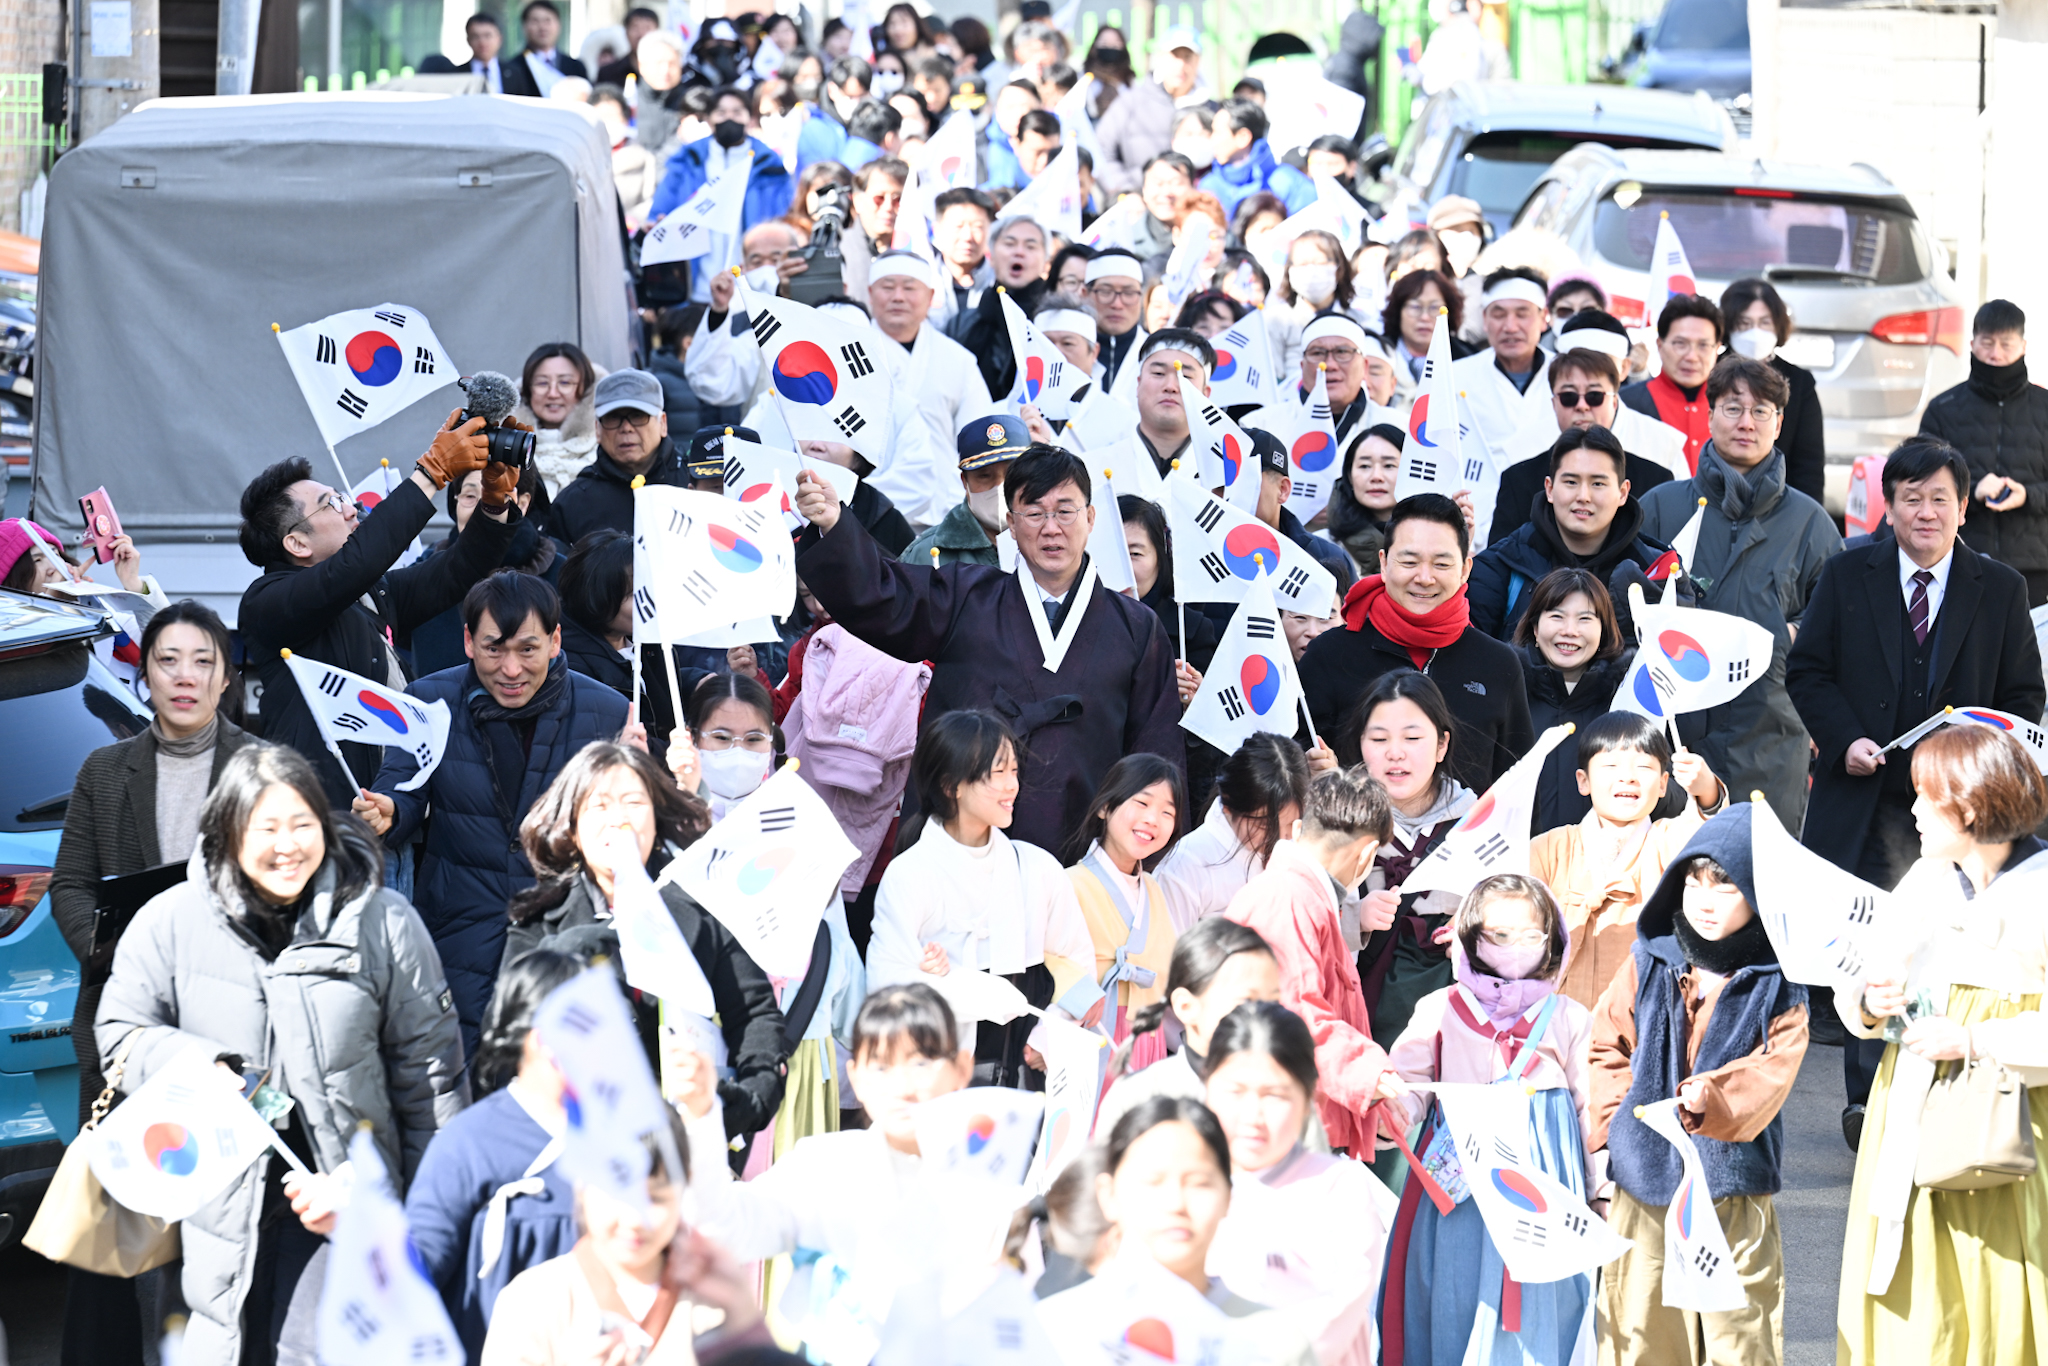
[485,425,535,468]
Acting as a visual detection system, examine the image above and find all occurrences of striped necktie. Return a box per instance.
[1908,569,1934,644]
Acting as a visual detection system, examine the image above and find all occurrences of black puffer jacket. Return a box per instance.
[1920,356,2048,572]
[1467,499,1667,641]
[1521,644,1636,834]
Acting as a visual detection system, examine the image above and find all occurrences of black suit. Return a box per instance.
[498,48,590,96]
[1787,538,2045,874]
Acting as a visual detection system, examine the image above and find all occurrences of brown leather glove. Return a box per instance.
[478,459,521,510]
[415,413,489,490]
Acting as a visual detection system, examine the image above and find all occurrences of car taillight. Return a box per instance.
[0,865,51,938]
[1871,307,1966,355]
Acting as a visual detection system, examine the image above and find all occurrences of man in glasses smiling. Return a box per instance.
[791,443,1182,852]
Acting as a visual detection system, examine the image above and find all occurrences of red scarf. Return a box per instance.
[1340,574,1470,669]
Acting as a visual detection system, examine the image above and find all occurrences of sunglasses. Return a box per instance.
[1555,388,1608,409]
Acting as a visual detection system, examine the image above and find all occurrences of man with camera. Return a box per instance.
[545,371,685,544]
[237,412,518,804]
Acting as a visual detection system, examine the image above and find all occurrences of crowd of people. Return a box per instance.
[13,3,2048,1365]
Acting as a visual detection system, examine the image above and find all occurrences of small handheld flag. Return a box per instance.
[1650,211,1699,321]
[1178,371,1261,512]
[1614,584,1775,723]
[535,968,679,1216]
[281,650,451,793]
[1647,497,1707,582]
[913,1087,1045,1187]
[1180,578,1306,756]
[315,1127,462,1366]
[274,304,455,456]
[1002,142,1084,241]
[1400,724,1575,896]
[1748,795,1889,990]
[998,290,1087,422]
[1087,468,1137,593]
[1635,1099,1748,1312]
[632,484,797,647]
[1161,473,1337,617]
[1284,365,1342,524]
[1882,704,2048,772]
[642,149,754,264]
[735,273,897,464]
[88,1049,288,1223]
[1206,309,1280,412]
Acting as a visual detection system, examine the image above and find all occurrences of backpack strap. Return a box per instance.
[778,920,836,1055]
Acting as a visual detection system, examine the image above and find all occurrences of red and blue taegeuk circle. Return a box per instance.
[1220,524,1282,580]
[1220,433,1245,486]
[1491,1167,1548,1214]
[740,482,794,515]
[358,690,409,733]
[772,341,839,406]
[1674,1175,1698,1239]
[1632,664,1668,717]
[965,1114,997,1155]
[1408,392,1440,448]
[1212,347,1238,382]
[1657,629,1711,682]
[1292,429,1338,473]
[736,847,795,894]
[345,331,403,387]
[144,1122,199,1176]
[709,524,766,574]
[1460,792,1496,831]
[1240,654,1284,715]
[1023,354,1045,401]
[1961,709,2014,730]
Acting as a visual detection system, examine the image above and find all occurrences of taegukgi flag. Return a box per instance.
[1178,371,1260,513]
[315,1127,462,1366]
[1882,704,2048,773]
[1396,305,1489,516]
[1026,1015,1107,1190]
[1748,797,1887,991]
[1635,1099,1749,1312]
[642,148,754,265]
[913,1087,1045,1188]
[88,1048,284,1223]
[919,110,980,191]
[535,967,681,1217]
[632,484,798,646]
[275,304,454,451]
[666,765,860,978]
[346,461,426,570]
[1614,584,1776,723]
[1650,210,1699,321]
[735,273,896,464]
[1003,142,1084,242]
[282,652,450,792]
[1162,474,1338,617]
[1205,310,1281,412]
[721,432,860,529]
[1285,364,1341,524]
[1000,290,1088,422]
[1180,580,1306,757]
[1646,497,1707,582]
[1401,724,1575,896]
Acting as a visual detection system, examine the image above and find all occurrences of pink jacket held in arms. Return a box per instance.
[1223,840,1390,1154]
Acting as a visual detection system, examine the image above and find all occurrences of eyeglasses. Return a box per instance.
[1089,284,1142,304]
[1303,346,1360,366]
[1554,388,1608,409]
[599,409,658,430]
[1714,402,1779,424]
[288,490,354,537]
[1664,338,1719,355]
[698,727,774,752]
[1014,504,1083,529]
[1401,299,1440,317]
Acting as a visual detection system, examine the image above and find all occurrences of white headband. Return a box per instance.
[1559,326,1630,362]
[869,254,936,289]
[1482,277,1549,309]
[1301,313,1369,353]
[1036,308,1097,342]
[1085,255,1143,283]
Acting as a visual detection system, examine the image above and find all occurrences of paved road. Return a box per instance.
[0,1047,1864,1365]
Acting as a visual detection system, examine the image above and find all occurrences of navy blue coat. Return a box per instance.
[373,662,629,1058]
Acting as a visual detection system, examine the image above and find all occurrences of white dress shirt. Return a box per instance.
[1900,545,1955,624]
[470,56,502,93]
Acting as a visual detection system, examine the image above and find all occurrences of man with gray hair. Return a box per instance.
[954,212,1053,398]
[867,248,995,458]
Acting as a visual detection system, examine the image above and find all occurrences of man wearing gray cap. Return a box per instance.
[546,369,683,545]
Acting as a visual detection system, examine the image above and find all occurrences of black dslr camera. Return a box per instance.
[457,371,538,468]
[785,184,850,307]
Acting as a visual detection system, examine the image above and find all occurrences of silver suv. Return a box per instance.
[1513,145,1966,507]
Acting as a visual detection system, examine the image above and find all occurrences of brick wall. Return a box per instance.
[0,0,62,234]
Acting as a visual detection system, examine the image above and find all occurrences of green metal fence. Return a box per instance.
[0,72,67,159]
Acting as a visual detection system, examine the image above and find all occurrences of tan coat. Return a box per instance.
[1530,805,1703,1011]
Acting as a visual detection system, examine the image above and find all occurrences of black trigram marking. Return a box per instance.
[215,1126,240,1160]
[839,341,875,378]
[410,1337,451,1361]
[1193,501,1225,534]
[402,699,428,723]
[1834,942,1865,978]
[1692,1247,1723,1277]
[1291,480,1316,499]
[1463,458,1486,482]
[337,389,368,418]
[1243,365,1262,389]
[1848,896,1876,925]
[666,508,692,536]
[414,742,434,765]
[833,406,867,438]
[2025,724,2047,750]
[341,1301,379,1343]
[1312,401,1332,421]
[993,1319,1023,1351]
[318,670,345,697]
[413,346,436,375]
[1491,1136,1518,1163]
[1564,1211,1589,1237]
[1244,615,1277,640]
[558,1002,601,1035]
[1511,1219,1548,1247]
[315,335,336,364]
[751,311,783,348]
[1280,567,1310,597]
[1475,832,1510,865]
[633,587,657,622]
[1199,552,1229,583]
[372,308,408,327]
[1047,359,1066,388]
[760,806,797,833]
[331,713,368,733]
[1420,358,1438,381]
[1199,403,1226,426]
[1408,458,1438,482]
[1727,658,1751,683]
[677,570,717,605]
[722,455,745,489]
[1219,687,1246,721]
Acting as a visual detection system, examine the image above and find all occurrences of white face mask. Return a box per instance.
[1730,327,1777,362]
[743,264,781,294]
[872,69,904,97]
[1289,263,1338,306]
[966,483,1007,532]
[1442,228,1483,276]
[1174,139,1213,171]
[700,746,772,800]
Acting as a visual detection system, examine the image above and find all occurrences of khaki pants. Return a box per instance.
[1599,1187,1783,1366]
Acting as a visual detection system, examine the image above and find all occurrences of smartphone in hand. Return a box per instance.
[79,487,122,564]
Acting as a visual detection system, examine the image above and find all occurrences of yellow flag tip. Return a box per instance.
[729,266,742,276]
[630,475,647,489]
[1633,1104,1647,1118]
[379,458,390,468]
[269,322,281,332]
[997,284,1007,294]
[1697,497,1708,507]
[1318,363,1328,372]
[1563,722,1576,735]
[1749,789,1766,804]
[785,757,800,772]
[1660,210,1671,219]
[356,1117,375,1134]
[278,647,293,660]
[1437,306,1448,317]
[1945,705,1956,714]
[1170,459,1181,470]
[1101,468,1113,480]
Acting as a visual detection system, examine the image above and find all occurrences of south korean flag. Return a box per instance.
[642,149,754,265]
[1161,473,1337,617]
[735,271,895,465]
[1180,580,1305,756]
[1207,310,1281,411]
[275,304,456,451]
[1400,723,1576,897]
[281,652,451,791]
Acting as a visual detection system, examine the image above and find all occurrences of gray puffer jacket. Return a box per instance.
[95,824,468,1366]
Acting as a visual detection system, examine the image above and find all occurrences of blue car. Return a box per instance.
[0,588,151,1245]
[1611,0,1752,104]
